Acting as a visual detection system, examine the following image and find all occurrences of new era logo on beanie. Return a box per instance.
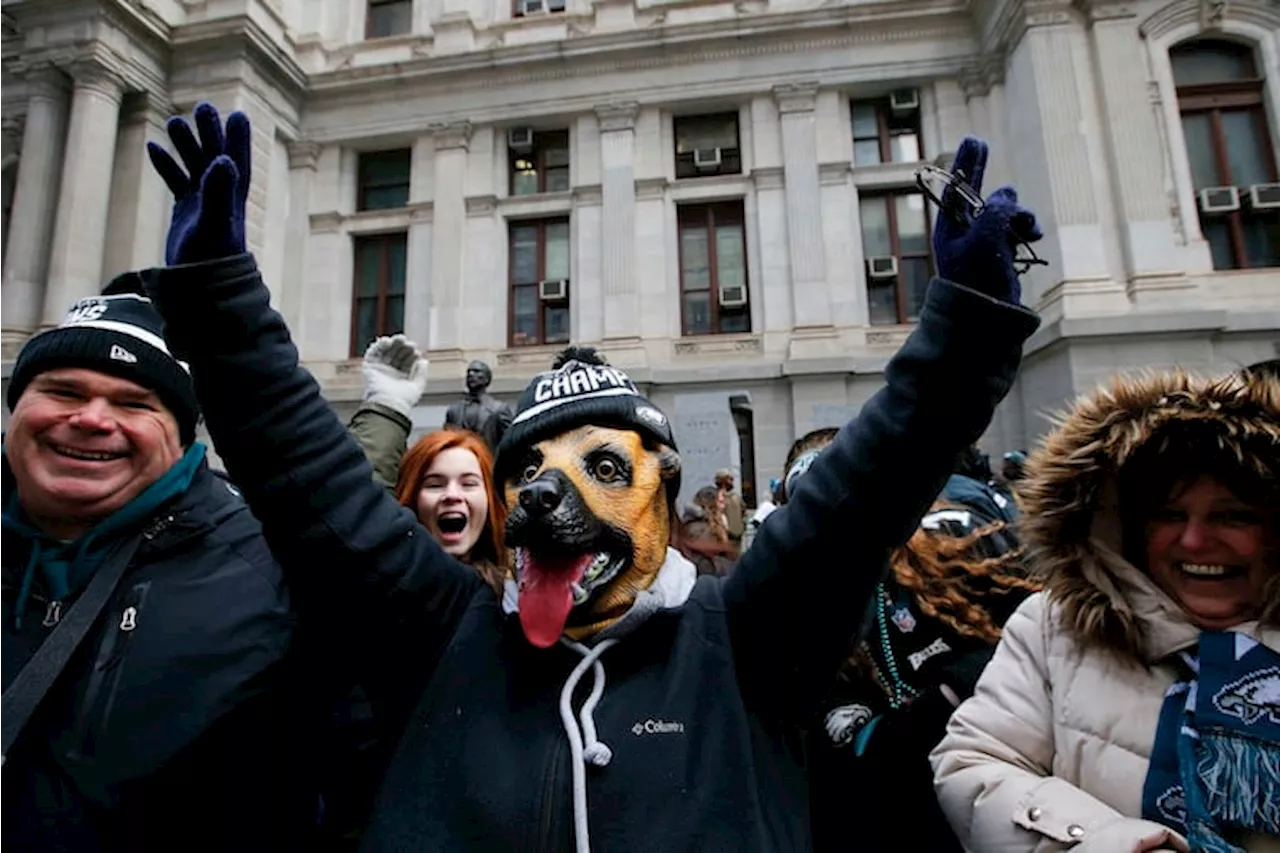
[7,272,200,445]
[495,347,680,498]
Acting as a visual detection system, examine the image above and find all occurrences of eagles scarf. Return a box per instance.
[1141,631,1280,851]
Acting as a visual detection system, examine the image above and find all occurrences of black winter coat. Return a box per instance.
[2,461,298,851]
[143,254,1039,852]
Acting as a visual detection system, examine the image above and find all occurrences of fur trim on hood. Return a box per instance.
[1020,368,1279,661]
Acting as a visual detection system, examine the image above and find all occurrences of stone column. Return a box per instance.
[281,141,320,340]
[999,6,1126,315]
[596,102,638,341]
[102,93,172,279]
[1085,2,1183,284]
[43,62,124,326]
[428,121,470,353]
[774,83,830,329]
[2,65,70,353]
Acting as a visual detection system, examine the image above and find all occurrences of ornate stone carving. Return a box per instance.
[595,102,638,132]
[287,140,321,170]
[69,58,126,102]
[430,120,473,150]
[1199,0,1228,28]
[772,81,819,114]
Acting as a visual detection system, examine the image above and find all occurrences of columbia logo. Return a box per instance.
[631,719,685,736]
[109,344,138,364]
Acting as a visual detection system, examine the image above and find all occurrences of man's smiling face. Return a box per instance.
[7,368,182,538]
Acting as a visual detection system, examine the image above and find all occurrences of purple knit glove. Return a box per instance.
[932,138,1043,304]
[146,102,251,266]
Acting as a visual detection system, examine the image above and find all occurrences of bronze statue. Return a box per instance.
[444,360,513,450]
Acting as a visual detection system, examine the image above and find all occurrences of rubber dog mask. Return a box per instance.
[495,348,682,647]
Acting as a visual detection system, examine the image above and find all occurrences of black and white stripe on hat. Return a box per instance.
[7,275,199,443]
[495,348,678,497]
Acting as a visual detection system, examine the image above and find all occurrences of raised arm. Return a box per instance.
[348,335,428,489]
[142,105,480,679]
[723,139,1040,717]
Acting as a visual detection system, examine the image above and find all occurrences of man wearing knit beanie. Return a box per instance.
[3,275,298,848]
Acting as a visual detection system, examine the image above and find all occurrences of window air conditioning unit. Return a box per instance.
[867,256,899,280]
[517,0,547,15]
[539,279,568,301]
[1247,182,1280,210]
[508,127,534,152]
[718,284,748,308]
[1198,186,1240,214]
[693,148,722,170]
[889,88,920,113]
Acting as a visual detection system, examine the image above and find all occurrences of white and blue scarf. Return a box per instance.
[1142,630,1280,851]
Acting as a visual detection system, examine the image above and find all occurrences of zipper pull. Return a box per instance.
[42,600,63,628]
[120,606,138,632]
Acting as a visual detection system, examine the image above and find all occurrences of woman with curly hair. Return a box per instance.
[786,429,1038,852]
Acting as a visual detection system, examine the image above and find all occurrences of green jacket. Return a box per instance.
[347,403,412,490]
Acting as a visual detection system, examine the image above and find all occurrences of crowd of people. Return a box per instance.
[2,101,1276,853]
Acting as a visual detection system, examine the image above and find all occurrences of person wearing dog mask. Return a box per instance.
[139,103,1041,852]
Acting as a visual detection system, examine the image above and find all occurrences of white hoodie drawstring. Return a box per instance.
[558,637,619,853]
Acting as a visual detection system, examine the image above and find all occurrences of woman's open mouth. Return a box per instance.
[437,512,468,536]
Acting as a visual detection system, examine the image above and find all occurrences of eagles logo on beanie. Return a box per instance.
[7,272,200,444]
[495,347,680,497]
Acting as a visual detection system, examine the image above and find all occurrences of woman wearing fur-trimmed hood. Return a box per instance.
[931,366,1279,853]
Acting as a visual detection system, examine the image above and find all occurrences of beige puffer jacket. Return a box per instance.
[930,369,1280,853]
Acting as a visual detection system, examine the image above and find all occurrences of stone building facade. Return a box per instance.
[2,0,1278,503]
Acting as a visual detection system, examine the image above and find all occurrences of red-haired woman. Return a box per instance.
[345,335,508,591]
[393,429,507,592]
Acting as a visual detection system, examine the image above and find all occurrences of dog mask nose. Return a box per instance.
[519,478,563,516]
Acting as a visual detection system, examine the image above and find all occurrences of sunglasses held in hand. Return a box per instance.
[915,164,1048,277]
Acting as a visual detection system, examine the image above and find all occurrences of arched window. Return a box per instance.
[1171,38,1279,269]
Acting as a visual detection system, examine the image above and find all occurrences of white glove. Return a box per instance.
[362,334,428,420]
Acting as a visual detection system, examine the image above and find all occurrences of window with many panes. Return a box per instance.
[510,130,570,196]
[677,202,750,336]
[351,232,408,357]
[357,149,411,211]
[367,0,412,38]
[509,218,571,347]
[850,91,923,167]
[1172,39,1279,270]
[860,191,932,325]
[674,113,742,179]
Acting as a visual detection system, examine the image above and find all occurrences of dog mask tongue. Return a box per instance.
[518,552,593,648]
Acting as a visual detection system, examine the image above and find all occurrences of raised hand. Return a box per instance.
[362,335,429,419]
[146,102,251,266]
[931,137,1043,304]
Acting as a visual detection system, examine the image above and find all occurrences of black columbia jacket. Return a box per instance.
[143,253,1038,852]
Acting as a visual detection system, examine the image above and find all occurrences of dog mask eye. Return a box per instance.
[520,463,540,484]
[593,458,619,482]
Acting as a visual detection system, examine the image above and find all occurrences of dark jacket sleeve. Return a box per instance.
[143,255,482,693]
[723,279,1039,720]
[348,403,412,490]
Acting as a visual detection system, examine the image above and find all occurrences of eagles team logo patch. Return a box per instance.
[823,704,873,746]
[1213,666,1280,726]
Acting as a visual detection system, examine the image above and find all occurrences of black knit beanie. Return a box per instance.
[7,272,199,444]
[494,347,680,498]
